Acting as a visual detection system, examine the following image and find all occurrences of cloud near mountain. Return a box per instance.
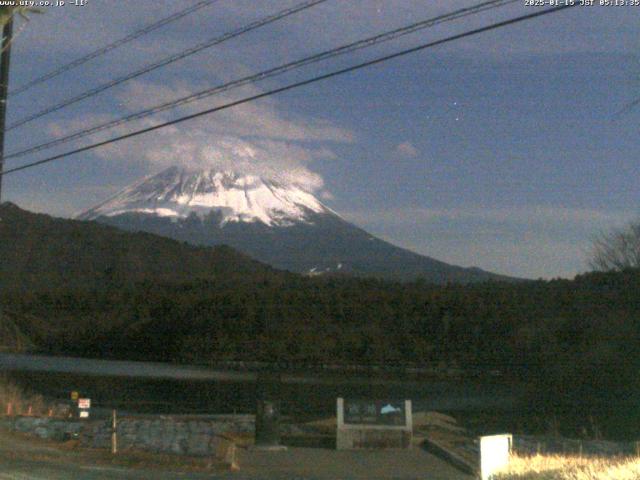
[47,79,355,195]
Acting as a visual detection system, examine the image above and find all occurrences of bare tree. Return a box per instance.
[590,221,640,271]
[0,6,41,25]
[0,6,42,52]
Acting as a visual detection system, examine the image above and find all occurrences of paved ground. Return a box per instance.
[234,447,472,479]
[0,430,472,479]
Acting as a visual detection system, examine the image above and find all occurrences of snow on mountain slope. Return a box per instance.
[78,166,331,227]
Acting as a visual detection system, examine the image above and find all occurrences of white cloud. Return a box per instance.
[118,80,354,144]
[47,79,354,194]
[145,135,327,192]
[395,141,419,158]
[320,190,334,200]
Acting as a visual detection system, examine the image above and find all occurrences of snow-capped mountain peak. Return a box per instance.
[75,166,511,283]
[77,166,331,227]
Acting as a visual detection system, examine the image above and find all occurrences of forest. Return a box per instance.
[3,270,640,435]
[2,203,640,438]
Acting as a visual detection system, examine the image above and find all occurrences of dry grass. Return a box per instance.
[0,377,49,417]
[494,454,640,480]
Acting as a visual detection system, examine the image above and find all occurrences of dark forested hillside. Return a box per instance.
[2,203,639,378]
[5,271,638,368]
[0,309,36,352]
[1,203,640,438]
[0,202,274,290]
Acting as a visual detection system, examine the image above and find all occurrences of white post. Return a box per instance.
[479,434,512,480]
[404,400,413,431]
[111,409,117,454]
[336,398,344,428]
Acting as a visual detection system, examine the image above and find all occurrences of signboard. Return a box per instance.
[78,398,91,409]
[70,391,79,402]
[336,398,413,449]
[79,410,89,419]
[343,399,406,426]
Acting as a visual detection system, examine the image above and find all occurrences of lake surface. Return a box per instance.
[1,353,521,421]
[4,354,637,441]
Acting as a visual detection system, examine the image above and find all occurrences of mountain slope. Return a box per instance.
[0,202,273,290]
[78,166,514,283]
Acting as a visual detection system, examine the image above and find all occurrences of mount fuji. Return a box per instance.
[78,166,510,283]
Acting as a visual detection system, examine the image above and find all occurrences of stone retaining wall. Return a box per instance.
[0,415,256,456]
[0,416,83,441]
[0,414,314,456]
[84,415,255,455]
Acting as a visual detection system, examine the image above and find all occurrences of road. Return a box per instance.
[0,430,215,479]
[0,430,471,479]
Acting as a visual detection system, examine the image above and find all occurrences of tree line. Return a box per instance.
[3,268,640,436]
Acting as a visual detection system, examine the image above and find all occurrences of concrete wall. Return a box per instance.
[337,427,412,449]
[84,415,255,455]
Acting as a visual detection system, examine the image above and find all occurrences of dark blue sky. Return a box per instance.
[4,0,640,278]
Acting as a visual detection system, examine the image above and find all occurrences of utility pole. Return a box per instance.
[254,369,285,450]
[0,14,13,203]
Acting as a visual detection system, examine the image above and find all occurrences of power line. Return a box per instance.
[613,97,640,117]
[5,0,329,131]
[5,0,517,161]
[0,4,577,178]
[9,0,219,96]
[5,0,515,157]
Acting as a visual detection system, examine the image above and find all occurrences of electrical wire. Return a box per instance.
[0,4,577,178]
[9,0,219,96]
[4,0,517,160]
[5,0,329,131]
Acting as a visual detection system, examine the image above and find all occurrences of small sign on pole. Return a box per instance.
[70,391,79,402]
[78,398,91,419]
